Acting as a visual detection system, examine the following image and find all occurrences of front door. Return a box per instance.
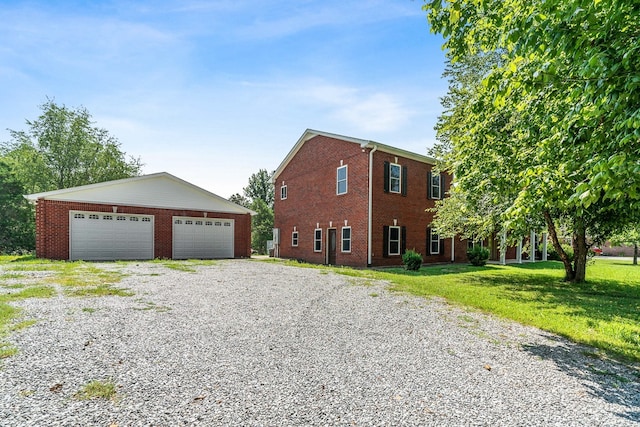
[327,229,337,265]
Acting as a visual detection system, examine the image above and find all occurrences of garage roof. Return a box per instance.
[25,172,256,215]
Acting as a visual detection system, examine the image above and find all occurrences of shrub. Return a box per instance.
[547,243,574,262]
[402,249,423,271]
[467,246,489,266]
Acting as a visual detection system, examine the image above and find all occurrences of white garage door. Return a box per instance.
[173,217,234,259]
[69,211,154,261]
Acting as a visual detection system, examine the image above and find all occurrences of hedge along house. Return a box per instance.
[272,129,471,268]
[26,172,255,261]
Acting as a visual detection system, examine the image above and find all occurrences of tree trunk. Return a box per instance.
[634,242,638,265]
[543,211,575,281]
[572,221,588,283]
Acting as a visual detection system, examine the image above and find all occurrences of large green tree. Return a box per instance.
[243,169,274,210]
[424,0,640,282]
[0,160,35,253]
[1,99,143,193]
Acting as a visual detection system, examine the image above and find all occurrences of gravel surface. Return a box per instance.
[1,259,638,426]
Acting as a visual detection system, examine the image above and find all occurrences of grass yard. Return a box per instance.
[268,257,640,363]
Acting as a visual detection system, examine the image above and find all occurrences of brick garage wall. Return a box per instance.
[370,150,458,267]
[274,135,370,267]
[35,199,251,260]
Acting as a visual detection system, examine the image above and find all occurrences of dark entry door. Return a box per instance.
[328,229,337,265]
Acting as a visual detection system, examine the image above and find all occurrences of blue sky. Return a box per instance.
[0,0,448,198]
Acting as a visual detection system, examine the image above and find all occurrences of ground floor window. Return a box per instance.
[314,229,322,252]
[388,226,400,256]
[341,227,351,252]
[292,231,299,247]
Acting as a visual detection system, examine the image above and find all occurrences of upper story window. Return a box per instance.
[337,165,348,195]
[314,229,322,252]
[428,171,445,199]
[389,163,401,193]
[292,231,299,247]
[431,174,441,199]
[281,185,288,200]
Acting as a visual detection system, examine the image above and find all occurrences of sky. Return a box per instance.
[0,0,449,198]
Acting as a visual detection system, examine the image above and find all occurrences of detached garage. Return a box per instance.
[26,172,255,261]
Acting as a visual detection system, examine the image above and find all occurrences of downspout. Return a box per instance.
[367,144,378,266]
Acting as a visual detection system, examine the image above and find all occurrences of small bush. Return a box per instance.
[467,246,489,266]
[547,243,574,262]
[402,249,423,271]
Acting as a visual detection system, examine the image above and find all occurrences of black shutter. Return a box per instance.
[401,166,408,196]
[440,174,446,198]
[426,227,432,255]
[427,171,432,199]
[383,226,389,257]
[383,161,390,193]
[401,226,407,255]
[440,237,446,255]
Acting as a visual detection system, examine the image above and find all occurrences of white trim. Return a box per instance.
[280,184,288,200]
[388,226,401,256]
[530,230,536,263]
[336,165,348,195]
[367,144,378,265]
[341,226,352,253]
[431,174,442,199]
[389,163,401,194]
[291,230,299,247]
[430,229,440,255]
[314,228,322,252]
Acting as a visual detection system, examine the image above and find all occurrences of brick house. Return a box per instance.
[26,172,254,261]
[272,129,470,267]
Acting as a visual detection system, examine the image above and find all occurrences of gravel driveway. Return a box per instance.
[1,260,638,426]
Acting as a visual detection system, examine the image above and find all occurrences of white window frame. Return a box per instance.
[337,165,348,195]
[431,174,441,199]
[281,185,288,200]
[430,230,440,255]
[389,163,401,194]
[388,226,401,256]
[341,226,351,253]
[292,231,299,247]
[314,229,322,252]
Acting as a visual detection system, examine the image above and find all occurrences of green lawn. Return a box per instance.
[329,258,640,363]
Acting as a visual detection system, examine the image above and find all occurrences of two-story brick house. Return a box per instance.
[272,129,469,267]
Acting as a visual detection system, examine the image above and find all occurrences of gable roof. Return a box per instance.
[25,172,256,215]
[273,129,437,180]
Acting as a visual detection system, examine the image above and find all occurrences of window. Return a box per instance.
[337,165,347,195]
[174,219,182,224]
[129,217,139,222]
[215,221,222,226]
[431,174,441,199]
[292,231,299,247]
[341,227,351,252]
[195,220,203,225]
[389,163,401,193]
[430,230,440,255]
[186,220,193,225]
[103,215,113,220]
[142,217,151,222]
[314,229,322,252]
[281,185,288,200]
[89,214,99,220]
[74,213,85,219]
[117,216,126,221]
[388,226,401,255]
[428,172,444,199]
[224,222,231,226]
[205,221,213,226]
